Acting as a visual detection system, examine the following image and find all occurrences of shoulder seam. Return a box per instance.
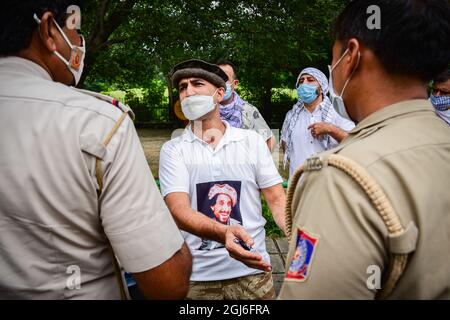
[0,94,123,124]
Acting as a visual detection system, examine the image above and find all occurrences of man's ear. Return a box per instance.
[343,38,361,78]
[233,79,239,89]
[38,12,57,53]
[216,87,225,103]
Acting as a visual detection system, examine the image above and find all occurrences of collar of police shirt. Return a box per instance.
[1,56,53,81]
[333,99,435,150]
[350,99,433,134]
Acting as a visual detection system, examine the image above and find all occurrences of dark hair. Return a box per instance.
[0,0,80,56]
[434,69,450,84]
[333,0,450,82]
[216,59,238,80]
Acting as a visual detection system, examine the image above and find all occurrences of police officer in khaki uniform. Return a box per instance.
[0,1,191,299]
[279,0,450,299]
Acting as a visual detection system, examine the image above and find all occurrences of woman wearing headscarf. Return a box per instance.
[281,67,355,178]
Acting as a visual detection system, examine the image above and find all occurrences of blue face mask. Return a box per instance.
[430,95,450,111]
[223,83,233,101]
[297,84,319,104]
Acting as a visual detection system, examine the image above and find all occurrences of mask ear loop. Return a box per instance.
[52,17,75,50]
[33,13,73,67]
[329,48,350,96]
[53,17,85,71]
[212,88,220,106]
[331,48,350,73]
[339,51,361,97]
[33,13,45,40]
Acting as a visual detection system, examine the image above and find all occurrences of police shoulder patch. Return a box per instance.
[285,228,319,282]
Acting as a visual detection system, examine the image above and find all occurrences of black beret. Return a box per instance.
[170,59,229,89]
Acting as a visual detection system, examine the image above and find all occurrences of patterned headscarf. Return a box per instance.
[281,67,332,168]
[295,67,329,94]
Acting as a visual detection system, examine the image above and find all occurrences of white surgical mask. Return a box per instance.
[328,48,360,121]
[33,14,86,86]
[181,90,218,121]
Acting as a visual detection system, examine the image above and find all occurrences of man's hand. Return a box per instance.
[224,225,272,272]
[308,122,349,142]
[308,122,333,139]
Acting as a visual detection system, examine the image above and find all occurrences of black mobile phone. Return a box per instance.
[233,238,252,251]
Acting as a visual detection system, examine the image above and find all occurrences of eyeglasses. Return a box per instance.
[432,88,450,96]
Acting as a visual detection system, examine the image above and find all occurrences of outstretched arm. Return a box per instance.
[165,192,271,272]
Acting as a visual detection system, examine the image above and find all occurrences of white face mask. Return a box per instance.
[328,48,360,121]
[181,89,218,121]
[33,14,86,86]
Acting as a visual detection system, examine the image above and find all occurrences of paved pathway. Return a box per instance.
[265,237,289,295]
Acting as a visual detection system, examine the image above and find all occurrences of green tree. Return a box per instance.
[80,0,347,125]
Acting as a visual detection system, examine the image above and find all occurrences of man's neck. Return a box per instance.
[350,77,428,122]
[304,97,323,113]
[191,116,226,148]
[18,46,54,81]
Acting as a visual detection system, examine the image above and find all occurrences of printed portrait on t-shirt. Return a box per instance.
[196,181,242,250]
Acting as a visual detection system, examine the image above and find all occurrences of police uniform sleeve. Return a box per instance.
[99,116,184,273]
[278,165,388,299]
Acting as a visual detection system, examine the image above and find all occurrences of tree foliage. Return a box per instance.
[79,0,346,125]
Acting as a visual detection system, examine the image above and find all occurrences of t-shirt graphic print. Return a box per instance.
[196,180,242,250]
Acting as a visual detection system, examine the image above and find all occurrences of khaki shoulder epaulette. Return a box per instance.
[73,88,135,121]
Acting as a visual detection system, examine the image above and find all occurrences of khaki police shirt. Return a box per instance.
[279,100,450,299]
[0,57,184,299]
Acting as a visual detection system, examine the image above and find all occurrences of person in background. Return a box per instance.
[160,59,286,300]
[279,0,450,299]
[430,69,450,125]
[281,67,355,178]
[217,59,276,151]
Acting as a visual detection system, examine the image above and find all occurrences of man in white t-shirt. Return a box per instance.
[159,59,286,300]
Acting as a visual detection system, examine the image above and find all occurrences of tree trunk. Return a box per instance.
[78,0,138,87]
[166,74,177,128]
